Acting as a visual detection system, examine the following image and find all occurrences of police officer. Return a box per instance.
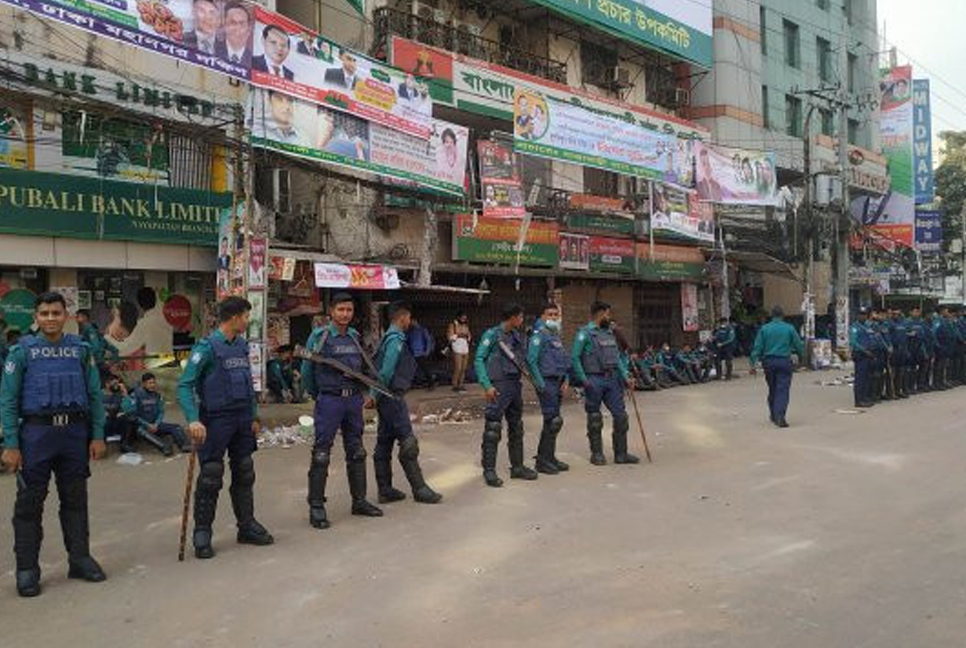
[906,306,928,394]
[76,309,118,374]
[889,309,909,399]
[1,292,107,597]
[713,317,736,380]
[873,308,895,400]
[919,308,936,392]
[102,373,134,453]
[301,293,383,529]
[749,306,804,427]
[850,307,875,408]
[371,302,442,504]
[176,296,274,559]
[526,302,571,475]
[571,300,638,466]
[475,303,537,487]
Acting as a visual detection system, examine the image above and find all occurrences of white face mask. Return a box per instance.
[544,319,561,331]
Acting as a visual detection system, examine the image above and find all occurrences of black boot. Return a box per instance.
[587,412,606,465]
[347,449,383,517]
[535,418,559,475]
[193,461,223,559]
[307,448,331,529]
[508,419,537,480]
[398,436,442,504]
[229,456,274,546]
[547,416,569,471]
[613,414,640,464]
[13,479,47,597]
[58,479,106,583]
[374,451,406,504]
[481,419,503,487]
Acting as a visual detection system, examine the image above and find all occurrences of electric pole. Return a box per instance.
[834,31,851,354]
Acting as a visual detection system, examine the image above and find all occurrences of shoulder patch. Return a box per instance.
[481,337,491,347]
[191,352,203,364]
[4,360,15,375]
[531,336,540,346]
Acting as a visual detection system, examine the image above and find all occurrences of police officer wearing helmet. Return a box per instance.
[475,302,537,487]
[526,302,571,475]
[571,300,638,466]
[301,293,383,530]
[371,302,442,505]
[1,292,107,597]
[176,296,274,559]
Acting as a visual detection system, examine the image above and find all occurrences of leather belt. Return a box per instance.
[24,412,88,427]
[319,388,360,398]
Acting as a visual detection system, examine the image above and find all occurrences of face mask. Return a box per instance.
[544,319,560,331]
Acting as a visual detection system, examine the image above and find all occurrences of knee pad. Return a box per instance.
[347,445,367,464]
[230,455,255,486]
[549,416,564,434]
[13,484,48,518]
[198,461,225,491]
[398,435,419,461]
[372,440,393,463]
[587,412,604,431]
[311,447,331,468]
[483,419,502,443]
[613,414,629,434]
[507,418,524,439]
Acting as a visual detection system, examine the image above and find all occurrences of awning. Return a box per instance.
[399,282,490,295]
[709,250,798,281]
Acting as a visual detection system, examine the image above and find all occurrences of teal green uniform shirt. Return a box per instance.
[80,322,118,365]
[474,326,504,390]
[526,320,549,392]
[1,338,105,449]
[122,389,165,430]
[373,325,405,398]
[300,324,361,398]
[750,318,805,365]
[176,329,258,424]
[570,322,630,385]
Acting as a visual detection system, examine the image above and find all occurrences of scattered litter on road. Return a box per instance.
[818,376,853,386]
[259,426,312,448]
[116,453,144,466]
[834,408,864,415]
[421,414,440,425]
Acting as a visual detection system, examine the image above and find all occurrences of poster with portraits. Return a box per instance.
[694,142,779,206]
[479,140,525,218]
[558,232,590,271]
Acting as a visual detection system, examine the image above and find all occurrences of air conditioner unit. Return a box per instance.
[273,168,291,214]
[611,66,631,89]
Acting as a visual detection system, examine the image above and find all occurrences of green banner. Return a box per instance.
[0,168,232,246]
[566,213,636,236]
[528,0,712,68]
[344,0,365,15]
[453,237,558,266]
[638,261,704,282]
[452,215,559,267]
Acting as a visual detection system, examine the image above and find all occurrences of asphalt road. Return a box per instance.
[2,371,966,647]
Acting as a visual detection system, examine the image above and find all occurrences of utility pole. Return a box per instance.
[960,202,966,304]
[834,30,851,354]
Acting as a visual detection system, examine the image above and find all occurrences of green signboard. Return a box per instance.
[0,168,232,246]
[528,0,712,68]
[566,213,636,237]
[0,289,37,332]
[638,261,705,282]
[452,215,559,267]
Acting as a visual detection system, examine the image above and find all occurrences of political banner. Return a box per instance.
[452,215,559,267]
[872,65,915,246]
[0,102,28,169]
[915,210,942,253]
[694,142,778,206]
[313,263,400,290]
[479,140,525,218]
[681,283,699,332]
[650,184,714,242]
[250,8,431,139]
[390,36,709,142]
[512,89,693,185]
[913,79,934,205]
[558,232,590,271]
[589,236,636,274]
[249,88,467,196]
[636,242,706,282]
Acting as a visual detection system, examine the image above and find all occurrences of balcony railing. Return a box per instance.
[372,7,568,86]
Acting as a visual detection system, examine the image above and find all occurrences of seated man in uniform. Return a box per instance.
[266,344,302,403]
[102,373,135,453]
[124,372,190,456]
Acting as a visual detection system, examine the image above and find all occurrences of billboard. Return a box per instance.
[872,65,915,247]
[915,210,942,253]
[694,142,779,206]
[558,232,590,271]
[913,79,934,205]
[525,0,713,68]
[452,216,559,267]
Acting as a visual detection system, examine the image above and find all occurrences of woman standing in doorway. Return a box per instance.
[447,312,472,391]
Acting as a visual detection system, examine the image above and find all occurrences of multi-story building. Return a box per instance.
[691,0,887,319]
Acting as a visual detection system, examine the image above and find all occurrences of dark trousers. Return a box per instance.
[537,376,564,420]
[854,355,871,405]
[484,379,523,424]
[583,374,626,417]
[374,396,414,459]
[313,392,365,458]
[762,356,793,422]
[198,410,256,464]
[715,346,734,380]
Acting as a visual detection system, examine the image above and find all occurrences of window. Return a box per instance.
[848,118,860,146]
[820,108,834,136]
[817,0,830,9]
[580,39,618,87]
[759,6,767,55]
[762,85,769,128]
[847,53,858,92]
[817,37,832,83]
[785,94,802,137]
[583,167,619,196]
[783,20,800,68]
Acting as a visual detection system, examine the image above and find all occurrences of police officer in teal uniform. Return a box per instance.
[1,292,107,597]
[371,302,442,504]
[301,293,383,530]
[475,303,538,487]
[713,317,737,380]
[749,306,804,427]
[76,309,118,373]
[527,302,571,475]
[571,300,638,466]
[177,296,274,559]
[850,307,875,408]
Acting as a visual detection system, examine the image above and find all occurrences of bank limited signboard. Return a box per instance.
[0,168,232,246]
